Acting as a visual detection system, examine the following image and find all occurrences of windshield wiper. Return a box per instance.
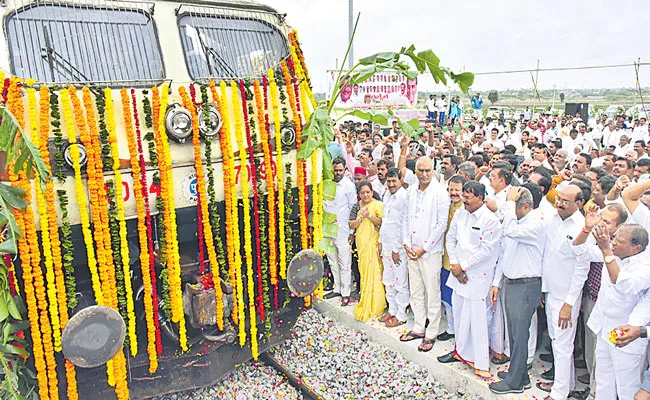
[197,33,237,78]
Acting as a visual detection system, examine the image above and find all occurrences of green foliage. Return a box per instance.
[488,90,499,104]
[559,92,565,103]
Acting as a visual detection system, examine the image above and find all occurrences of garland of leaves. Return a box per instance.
[57,190,76,309]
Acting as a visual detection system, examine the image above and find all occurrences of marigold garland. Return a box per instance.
[26,80,62,353]
[267,70,288,280]
[106,90,137,349]
[151,86,187,350]
[218,81,243,328]
[179,85,226,331]
[120,88,158,372]
[231,80,258,357]
[8,78,51,400]
[211,81,239,325]
[239,80,265,322]
[281,61,309,249]
[288,29,317,108]
[254,79,278,301]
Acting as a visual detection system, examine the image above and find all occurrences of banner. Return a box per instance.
[326,70,418,109]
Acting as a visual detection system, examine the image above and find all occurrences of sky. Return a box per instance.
[262,0,650,93]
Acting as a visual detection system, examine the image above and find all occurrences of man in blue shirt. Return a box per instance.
[471,93,483,120]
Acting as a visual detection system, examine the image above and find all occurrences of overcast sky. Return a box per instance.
[263,0,650,93]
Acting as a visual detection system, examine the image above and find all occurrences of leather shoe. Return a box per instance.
[323,291,341,300]
[539,352,554,363]
[437,351,460,364]
[541,367,554,381]
[496,371,531,389]
[577,373,590,385]
[491,354,510,365]
[436,332,455,341]
[341,297,350,306]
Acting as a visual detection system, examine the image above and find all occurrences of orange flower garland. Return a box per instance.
[151,85,187,350]
[105,88,138,354]
[179,85,225,331]
[267,70,288,280]
[8,78,51,400]
[211,80,240,325]
[230,80,257,354]
[252,80,278,289]
[281,61,309,249]
[120,88,158,373]
[26,80,62,353]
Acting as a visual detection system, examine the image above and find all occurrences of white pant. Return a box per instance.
[382,252,409,322]
[407,252,442,338]
[594,335,645,400]
[545,295,581,400]
[453,291,491,372]
[473,109,482,119]
[326,239,352,297]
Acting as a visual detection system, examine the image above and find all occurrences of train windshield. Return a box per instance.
[178,7,289,81]
[6,3,164,85]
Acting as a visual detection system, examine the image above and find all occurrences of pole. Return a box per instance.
[348,0,354,69]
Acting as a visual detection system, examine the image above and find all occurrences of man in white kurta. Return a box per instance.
[588,223,650,400]
[540,184,589,400]
[399,157,450,351]
[323,158,358,301]
[378,168,409,326]
[440,181,502,376]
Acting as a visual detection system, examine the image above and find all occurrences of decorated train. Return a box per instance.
[0,0,324,398]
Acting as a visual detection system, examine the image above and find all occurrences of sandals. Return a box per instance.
[536,381,553,393]
[378,312,393,323]
[399,331,424,342]
[418,338,435,352]
[385,316,406,328]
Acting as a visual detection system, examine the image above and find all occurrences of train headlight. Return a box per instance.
[198,104,223,139]
[64,143,87,168]
[165,103,193,143]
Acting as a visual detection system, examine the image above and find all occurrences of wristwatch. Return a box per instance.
[604,255,616,264]
[641,326,648,339]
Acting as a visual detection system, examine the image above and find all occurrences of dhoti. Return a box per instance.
[452,291,491,373]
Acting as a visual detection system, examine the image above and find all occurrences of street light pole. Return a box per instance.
[348,0,354,69]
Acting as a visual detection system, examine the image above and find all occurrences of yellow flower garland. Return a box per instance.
[230,80,258,357]
[151,86,187,351]
[105,88,138,354]
[281,61,308,249]
[252,80,278,287]
[8,78,51,400]
[178,85,225,330]
[26,80,62,352]
[267,70,287,279]
[120,88,158,373]
[212,81,240,325]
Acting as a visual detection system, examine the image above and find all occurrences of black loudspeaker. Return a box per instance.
[565,103,589,123]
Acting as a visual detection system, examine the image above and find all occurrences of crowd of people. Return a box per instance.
[322,110,650,400]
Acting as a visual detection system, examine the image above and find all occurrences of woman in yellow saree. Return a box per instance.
[349,181,386,322]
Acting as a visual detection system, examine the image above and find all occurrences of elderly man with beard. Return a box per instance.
[323,157,358,302]
[437,174,468,342]
[537,184,589,400]
[570,203,628,397]
[378,168,409,327]
[437,181,502,378]
[399,157,450,352]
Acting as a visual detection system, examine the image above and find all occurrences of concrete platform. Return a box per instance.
[314,297,589,400]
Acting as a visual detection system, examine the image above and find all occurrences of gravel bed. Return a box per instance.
[152,360,303,400]
[270,309,481,400]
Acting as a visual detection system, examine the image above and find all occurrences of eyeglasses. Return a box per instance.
[416,169,432,174]
[555,197,574,206]
[462,194,476,201]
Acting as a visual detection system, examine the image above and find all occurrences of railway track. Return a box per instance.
[260,352,325,400]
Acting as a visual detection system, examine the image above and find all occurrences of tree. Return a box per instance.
[560,92,565,103]
[487,90,498,104]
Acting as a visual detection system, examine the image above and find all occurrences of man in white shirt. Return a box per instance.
[323,157,358,303]
[486,128,505,150]
[538,184,589,399]
[633,117,649,142]
[399,157,450,352]
[426,95,437,121]
[437,181,502,378]
[603,122,622,148]
[589,223,650,400]
[485,161,513,221]
[489,187,545,394]
[378,168,409,327]
[438,95,448,126]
